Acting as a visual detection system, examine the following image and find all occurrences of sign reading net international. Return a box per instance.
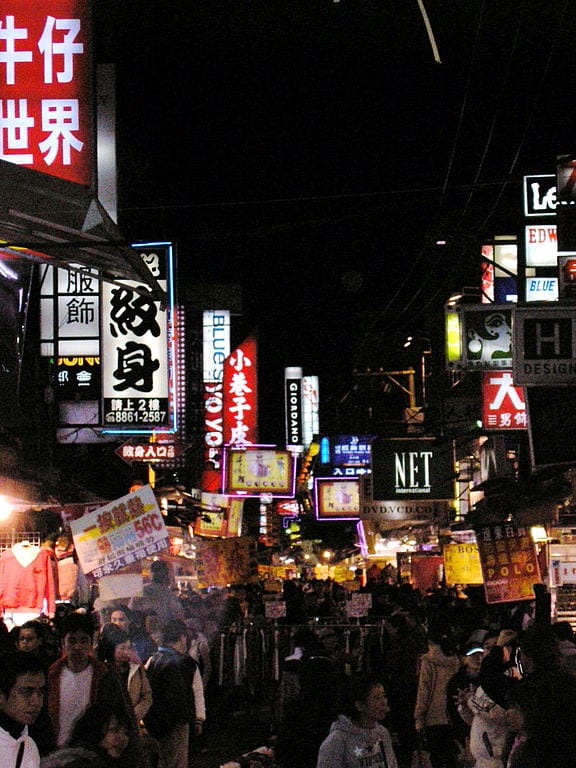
[69,484,169,578]
[102,243,174,431]
[475,523,541,604]
[370,438,454,501]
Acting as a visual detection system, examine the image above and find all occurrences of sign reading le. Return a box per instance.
[513,306,576,385]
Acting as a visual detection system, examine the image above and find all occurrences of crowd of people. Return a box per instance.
[1,556,576,768]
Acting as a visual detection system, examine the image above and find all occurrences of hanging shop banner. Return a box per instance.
[194,536,253,588]
[443,542,483,585]
[69,484,169,578]
[370,438,454,501]
[314,477,360,520]
[445,305,513,371]
[475,523,541,604]
[222,333,258,447]
[513,305,576,385]
[481,371,527,430]
[101,242,175,432]
[0,1,93,186]
[223,445,296,497]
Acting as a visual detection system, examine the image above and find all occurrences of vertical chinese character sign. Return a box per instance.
[40,263,100,356]
[476,523,541,604]
[222,333,258,446]
[0,1,93,186]
[101,243,175,432]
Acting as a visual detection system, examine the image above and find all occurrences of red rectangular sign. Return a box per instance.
[0,1,93,185]
[481,371,527,430]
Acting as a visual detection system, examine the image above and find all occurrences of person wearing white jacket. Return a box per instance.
[316,675,398,768]
[0,652,46,768]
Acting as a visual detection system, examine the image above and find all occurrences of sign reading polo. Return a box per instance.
[370,438,454,501]
[513,305,576,385]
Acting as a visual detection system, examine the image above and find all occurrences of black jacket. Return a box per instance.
[144,646,197,739]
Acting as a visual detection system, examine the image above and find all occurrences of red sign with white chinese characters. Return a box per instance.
[0,1,93,185]
[482,371,527,430]
[222,334,258,446]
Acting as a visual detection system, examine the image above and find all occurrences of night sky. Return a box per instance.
[94,0,576,440]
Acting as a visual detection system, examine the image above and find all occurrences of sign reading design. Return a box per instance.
[370,438,454,501]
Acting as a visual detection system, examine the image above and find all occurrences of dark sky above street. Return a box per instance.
[94,0,576,437]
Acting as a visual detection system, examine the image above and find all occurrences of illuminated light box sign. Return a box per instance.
[525,277,558,302]
[445,304,513,371]
[223,445,296,497]
[370,438,454,501]
[0,2,93,186]
[330,435,374,466]
[101,242,175,433]
[70,484,169,578]
[513,305,576,386]
[523,174,556,217]
[525,224,558,267]
[314,477,360,520]
[56,355,100,400]
[481,371,527,430]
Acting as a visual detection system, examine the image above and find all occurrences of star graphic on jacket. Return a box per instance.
[353,747,364,756]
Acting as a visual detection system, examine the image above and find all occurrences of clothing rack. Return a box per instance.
[0,530,40,552]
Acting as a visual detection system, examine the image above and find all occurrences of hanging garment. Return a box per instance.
[0,543,58,617]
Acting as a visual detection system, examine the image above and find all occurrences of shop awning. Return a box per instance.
[0,160,165,304]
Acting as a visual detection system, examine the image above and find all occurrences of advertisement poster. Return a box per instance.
[70,485,169,577]
[194,536,253,588]
[314,478,360,519]
[443,542,483,585]
[476,523,541,604]
[223,446,295,497]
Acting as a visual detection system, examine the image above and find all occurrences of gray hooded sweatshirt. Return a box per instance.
[316,715,398,768]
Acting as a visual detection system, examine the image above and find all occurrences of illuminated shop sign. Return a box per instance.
[223,445,295,498]
[202,310,230,470]
[56,355,100,400]
[222,333,258,446]
[481,371,527,430]
[101,242,175,432]
[314,477,360,520]
[445,304,513,371]
[0,1,93,185]
[525,277,558,302]
[330,435,373,466]
[370,438,454,501]
[40,263,100,357]
[513,305,576,385]
[301,375,319,448]
[525,225,558,267]
[523,174,556,217]
[284,367,303,448]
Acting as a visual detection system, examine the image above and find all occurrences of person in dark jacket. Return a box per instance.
[144,619,205,768]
